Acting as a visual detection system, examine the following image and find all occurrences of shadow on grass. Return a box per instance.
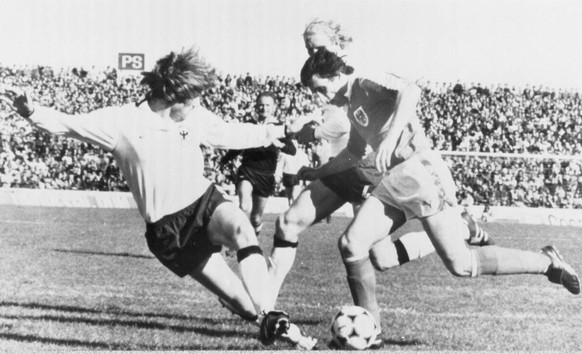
[0,301,259,350]
[0,313,248,338]
[0,333,121,350]
[0,302,320,350]
[383,337,424,346]
[53,248,154,259]
[0,332,255,351]
[0,301,245,324]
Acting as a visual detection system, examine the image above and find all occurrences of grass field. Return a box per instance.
[0,204,581,351]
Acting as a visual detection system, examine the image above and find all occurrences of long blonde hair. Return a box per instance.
[303,18,353,50]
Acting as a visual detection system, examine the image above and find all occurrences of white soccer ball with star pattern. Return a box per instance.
[330,305,378,350]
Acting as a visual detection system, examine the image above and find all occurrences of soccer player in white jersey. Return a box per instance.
[0,48,315,349]
[265,19,493,322]
[299,47,580,347]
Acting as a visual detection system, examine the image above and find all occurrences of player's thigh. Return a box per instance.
[341,196,402,258]
[207,202,256,250]
[420,206,472,275]
[189,252,251,302]
[283,179,345,229]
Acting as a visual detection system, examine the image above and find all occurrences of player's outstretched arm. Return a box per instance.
[202,111,287,149]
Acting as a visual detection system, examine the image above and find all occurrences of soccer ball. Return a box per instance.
[330,305,378,350]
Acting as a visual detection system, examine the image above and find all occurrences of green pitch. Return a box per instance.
[0,205,580,351]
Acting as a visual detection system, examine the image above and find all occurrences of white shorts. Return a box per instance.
[371,150,457,219]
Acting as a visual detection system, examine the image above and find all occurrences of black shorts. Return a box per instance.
[282,173,300,188]
[144,184,228,277]
[237,165,276,198]
[320,164,383,204]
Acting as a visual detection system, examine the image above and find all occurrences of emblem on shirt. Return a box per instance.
[178,128,190,146]
[353,106,369,127]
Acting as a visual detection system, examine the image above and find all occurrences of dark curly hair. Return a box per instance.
[141,47,217,105]
[300,48,354,89]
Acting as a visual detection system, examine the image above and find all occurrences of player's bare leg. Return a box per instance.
[420,206,579,294]
[267,180,346,309]
[208,203,269,314]
[237,180,254,219]
[369,207,493,271]
[208,203,317,348]
[338,196,401,328]
[370,231,435,270]
[250,194,269,236]
[189,252,258,322]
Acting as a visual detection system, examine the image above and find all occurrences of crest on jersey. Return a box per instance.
[179,130,189,140]
[353,106,369,127]
[178,128,190,147]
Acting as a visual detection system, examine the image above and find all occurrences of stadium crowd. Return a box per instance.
[1,64,581,208]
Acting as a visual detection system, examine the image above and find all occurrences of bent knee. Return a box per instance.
[276,211,309,241]
[250,215,262,228]
[239,201,252,214]
[441,255,473,277]
[227,217,257,249]
[338,233,369,261]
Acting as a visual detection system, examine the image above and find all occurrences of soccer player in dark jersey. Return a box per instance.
[298,48,579,347]
[221,92,296,236]
[266,19,493,323]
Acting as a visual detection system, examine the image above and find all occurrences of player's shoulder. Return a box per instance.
[98,103,141,123]
[186,105,221,128]
[351,71,402,100]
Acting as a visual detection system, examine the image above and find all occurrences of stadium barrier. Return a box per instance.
[0,188,137,209]
[1,188,582,227]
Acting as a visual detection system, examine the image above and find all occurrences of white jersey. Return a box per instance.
[317,105,350,158]
[31,102,281,222]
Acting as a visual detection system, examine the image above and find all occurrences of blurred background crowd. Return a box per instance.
[1,64,581,208]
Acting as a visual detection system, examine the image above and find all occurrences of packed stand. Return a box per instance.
[1,65,581,208]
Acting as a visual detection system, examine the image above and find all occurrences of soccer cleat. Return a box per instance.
[282,323,318,350]
[217,297,258,323]
[367,327,384,350]
[461,210,495,246]
[259,310,291,346]
[541,245,580,295]
[260,311,317,350]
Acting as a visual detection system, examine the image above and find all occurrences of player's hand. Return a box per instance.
[295,124,316,144]
[0,86,35,118]
[374,138,395,173]
[297,166,318,181]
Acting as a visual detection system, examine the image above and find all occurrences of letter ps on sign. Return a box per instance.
[118,53,145,70]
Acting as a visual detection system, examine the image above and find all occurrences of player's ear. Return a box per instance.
[329,74,341,82]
